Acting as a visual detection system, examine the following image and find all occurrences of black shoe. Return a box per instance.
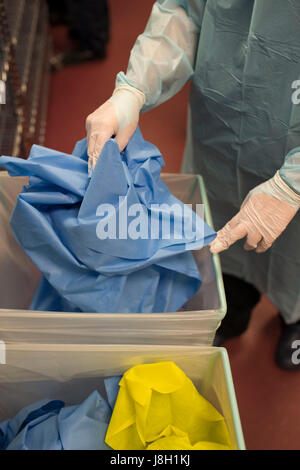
[275,317,300,370]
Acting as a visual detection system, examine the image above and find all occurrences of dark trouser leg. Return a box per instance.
[47,0,68,25]
[66,0,109,54]
[217,273,261,339]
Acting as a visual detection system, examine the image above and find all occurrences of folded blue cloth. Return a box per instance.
[0,377,121,450]
[0,128,215,313]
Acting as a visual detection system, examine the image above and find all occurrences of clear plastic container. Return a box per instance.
[0,172,226,346]
[0,343,245,450]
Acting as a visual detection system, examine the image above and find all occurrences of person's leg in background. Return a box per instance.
[213,273,261,346]
[65,0,109,63]
[215,273,300,371]
[47,0,68,25]
[49,0,110,68]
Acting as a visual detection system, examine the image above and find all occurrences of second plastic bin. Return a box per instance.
[0,343,245,449]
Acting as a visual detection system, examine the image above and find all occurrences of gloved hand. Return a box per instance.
[86,84,145,170]
[210,171,300,254]
[86,1,198,170]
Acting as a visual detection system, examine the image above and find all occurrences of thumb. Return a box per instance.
[114,121,139,152]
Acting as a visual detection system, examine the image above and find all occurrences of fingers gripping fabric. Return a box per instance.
[0,128,215,313]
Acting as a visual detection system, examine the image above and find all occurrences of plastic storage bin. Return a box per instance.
[0,343,245,450]
[0,172,226,346]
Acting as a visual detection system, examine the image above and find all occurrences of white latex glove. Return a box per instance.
[210,171,300,254]
[86,84,145,170]
[86,1,198,171]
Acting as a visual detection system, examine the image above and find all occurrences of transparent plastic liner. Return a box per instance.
[0,344,245,450]
[0,172,226,346]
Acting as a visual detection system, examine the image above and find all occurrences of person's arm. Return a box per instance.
[86,0,199,169]
[210,150,300,254]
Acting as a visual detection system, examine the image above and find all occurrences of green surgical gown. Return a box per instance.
[118,0,300,323]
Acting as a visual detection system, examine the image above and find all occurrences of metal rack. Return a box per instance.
[0,0,51,158]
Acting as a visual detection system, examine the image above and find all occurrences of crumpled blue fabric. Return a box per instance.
[0,127,215,313]
[0,376,121,450]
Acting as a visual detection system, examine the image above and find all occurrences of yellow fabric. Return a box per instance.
[105,361,233,450]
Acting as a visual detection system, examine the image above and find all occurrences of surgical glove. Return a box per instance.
[210,171,300,254]
[86,84,145,169]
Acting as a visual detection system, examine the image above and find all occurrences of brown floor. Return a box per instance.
[45,0,300,450]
